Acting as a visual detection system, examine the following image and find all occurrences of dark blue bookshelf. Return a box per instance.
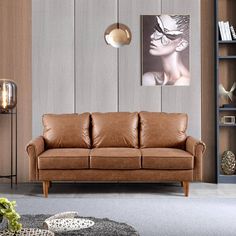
[215,0,236,184]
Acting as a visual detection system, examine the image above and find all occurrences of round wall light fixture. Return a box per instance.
[104,23,132,48]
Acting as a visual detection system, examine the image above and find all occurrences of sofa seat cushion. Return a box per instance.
[38,149,90,170]
[141,148,193,170]
[90,148,141,169]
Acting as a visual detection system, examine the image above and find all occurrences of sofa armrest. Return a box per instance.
[186,136,206,181]
[26,136,45,181]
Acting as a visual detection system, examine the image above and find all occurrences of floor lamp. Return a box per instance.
[0,79,17,187]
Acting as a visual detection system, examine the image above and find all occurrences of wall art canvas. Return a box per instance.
[141,15,190,86]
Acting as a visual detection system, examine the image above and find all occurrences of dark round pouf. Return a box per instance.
[20,215,139,236]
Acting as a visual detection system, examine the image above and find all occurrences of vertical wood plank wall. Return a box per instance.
[75,0,118,113]
[0,0,215,182]
[162,0,201,139]
[201,0,215,182]
[119,0,162,112]
[0,0,32,182]
[32,0,75,137]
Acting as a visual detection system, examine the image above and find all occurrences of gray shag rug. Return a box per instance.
[19,214,139,236]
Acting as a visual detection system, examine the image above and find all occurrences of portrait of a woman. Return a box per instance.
[142,15,190,86]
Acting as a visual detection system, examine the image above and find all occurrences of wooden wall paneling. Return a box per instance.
[161,0,201,139]
[0,0,31,182]
[75,0,118,113]
[32,0,75,137]
[201,0,215,182]
[119,0,162,112]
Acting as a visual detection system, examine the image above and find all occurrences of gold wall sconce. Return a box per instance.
[104,23,132,48]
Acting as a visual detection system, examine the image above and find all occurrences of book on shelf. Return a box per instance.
[218,21,236,41]
[222,22,228,40]
[218,21,226,40]
[225,21,232,40]
[230,26,236,40]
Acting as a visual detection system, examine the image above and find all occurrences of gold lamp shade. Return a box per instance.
[104,23,131,48]
[0,79,17,112]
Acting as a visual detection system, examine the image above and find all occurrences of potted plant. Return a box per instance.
[0,198,22,233]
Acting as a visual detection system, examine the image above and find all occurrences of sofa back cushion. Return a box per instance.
[92,112,139,148]
[43,113,91,148]
[140,112,188,148]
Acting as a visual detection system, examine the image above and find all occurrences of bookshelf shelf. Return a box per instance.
[219,56,236,59]
[219,124,236,127]
[218,175,236,183]
[219,107,236,111]
[218,40,236,43]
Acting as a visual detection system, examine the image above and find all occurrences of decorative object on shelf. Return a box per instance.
[0,198,22,233]
[0,79,17,187]
[219,82,236,105]
[0,79,17,113]
[221,150,236,175]
[0,228,54,236]
[104,23,131,48]
[221,116,235,125]
[43,212,94,233]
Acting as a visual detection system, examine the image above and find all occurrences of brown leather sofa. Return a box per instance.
[26,112,206,197]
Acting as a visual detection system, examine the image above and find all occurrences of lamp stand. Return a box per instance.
[0,107,17,188]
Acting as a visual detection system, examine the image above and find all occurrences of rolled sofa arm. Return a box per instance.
[186,136,206,181]
[26,136,45,181]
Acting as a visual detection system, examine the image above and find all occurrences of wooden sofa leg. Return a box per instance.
[43,181,49,198]
[182,181,189,197]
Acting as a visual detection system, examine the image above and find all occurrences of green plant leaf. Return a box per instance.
[0,198,22,233]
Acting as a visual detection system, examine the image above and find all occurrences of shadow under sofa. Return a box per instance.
[26,112,206,197]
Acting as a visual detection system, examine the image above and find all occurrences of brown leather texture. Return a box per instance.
[186,136,206,181]
[43,113,91,148]
[92,112,139,148]
[90,148,141,169]
[39,169,193,181]
[26,136,45,181]
[38,148,90,170]
[141,148,193,170]
[140,112,188,148]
